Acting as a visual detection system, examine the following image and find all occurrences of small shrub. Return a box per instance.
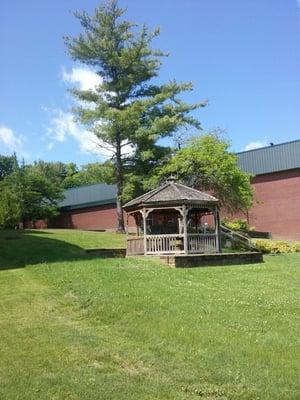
[252,239,300,254]
[293,242,300,252]
[222,218,254,232]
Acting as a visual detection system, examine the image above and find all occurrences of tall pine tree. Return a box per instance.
[65,0,206,231]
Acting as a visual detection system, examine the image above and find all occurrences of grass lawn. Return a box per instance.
[0,229,299,399]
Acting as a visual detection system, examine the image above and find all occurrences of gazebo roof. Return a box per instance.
[123,178,218,211]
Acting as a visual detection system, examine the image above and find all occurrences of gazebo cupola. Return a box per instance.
[123,177,221,256]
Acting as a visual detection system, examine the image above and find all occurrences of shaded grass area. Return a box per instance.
[0,229,299,399]
[37,228,127,249]
[0,229,126,269]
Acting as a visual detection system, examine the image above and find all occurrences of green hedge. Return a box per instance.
[252,239,300,254]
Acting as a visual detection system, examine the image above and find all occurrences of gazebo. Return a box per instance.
[123,178,221,256]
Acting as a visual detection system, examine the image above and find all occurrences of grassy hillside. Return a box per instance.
[0,229,299,399]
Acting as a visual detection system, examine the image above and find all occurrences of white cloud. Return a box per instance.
[47,110,113,158]
[0,125,30,159]
[0,125,23,152]
[43,66,132,158]
[61,67,102,91]
[244,140,268,151]
[47,110,133,159]
[47,142,55,151]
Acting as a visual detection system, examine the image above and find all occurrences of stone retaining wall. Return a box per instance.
[160,252,263,268]
[86,248,126,257]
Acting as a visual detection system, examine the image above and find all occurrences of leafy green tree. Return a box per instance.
[122,144,171,202]
[19,168,64,222]
[62,161,114,189]
[161,133,253,213]
[30,160,78,186]
[65,0,206,231]
[0,153,18,180]
[0,182,22,228]
[3,165,64,226]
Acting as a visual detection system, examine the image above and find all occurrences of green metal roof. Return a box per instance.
[59,183,117,210]
[237,139,300,175]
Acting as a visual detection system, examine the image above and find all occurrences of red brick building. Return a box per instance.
[50,184,119,231]
[236,140,300,241]
[50,139,300,241]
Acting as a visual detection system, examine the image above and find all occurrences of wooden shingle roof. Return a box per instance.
[123,179,218,211]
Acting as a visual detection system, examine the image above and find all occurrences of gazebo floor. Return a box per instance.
[158,252,263,268]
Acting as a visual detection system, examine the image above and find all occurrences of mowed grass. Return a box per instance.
[0,229,299,399]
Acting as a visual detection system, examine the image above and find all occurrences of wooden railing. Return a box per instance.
[126,237,144,256]
[220,225,256,251]
[146,234,185,254]
[187,233,217,253]
[127,233,218,255]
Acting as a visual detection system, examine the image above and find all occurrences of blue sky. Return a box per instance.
[0,0,299,166]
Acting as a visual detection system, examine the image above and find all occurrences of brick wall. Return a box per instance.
[248,168,300,240]
[50,204,119,231]
[24,219,48,229]
[224,168,300,241]
[50,203,136,231]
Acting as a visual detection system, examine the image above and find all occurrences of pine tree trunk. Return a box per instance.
[115,137,125,233]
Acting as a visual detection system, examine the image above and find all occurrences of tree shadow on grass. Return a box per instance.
[0,230,91,271]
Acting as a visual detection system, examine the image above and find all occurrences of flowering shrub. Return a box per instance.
[252,239,300,254]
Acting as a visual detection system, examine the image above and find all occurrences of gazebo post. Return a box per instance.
[126,213,129,234]
[142,208,147,255]
[182,204,188,255]
[135,212,140,236]
[214,207,222,253]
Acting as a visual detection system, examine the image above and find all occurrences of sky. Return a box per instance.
[0,0,300,166]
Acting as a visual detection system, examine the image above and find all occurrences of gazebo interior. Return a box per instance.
[123,178,221,256]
